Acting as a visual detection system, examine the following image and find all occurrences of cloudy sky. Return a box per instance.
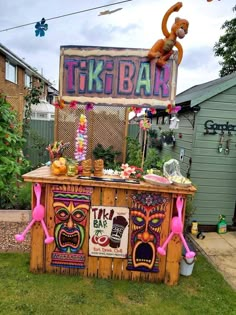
[0,0,235,93]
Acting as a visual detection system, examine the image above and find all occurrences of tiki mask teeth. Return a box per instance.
[59,230,80,248]
[133,241,155,269]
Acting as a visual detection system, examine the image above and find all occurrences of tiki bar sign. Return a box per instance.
[60,46,178,108]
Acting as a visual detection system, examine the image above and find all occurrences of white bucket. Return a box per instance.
[180,256,196,276]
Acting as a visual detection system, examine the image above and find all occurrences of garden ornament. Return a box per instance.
[35,18,48,37]
[157,196,196,259]
[15,183,54,244]
[147,2,189,67]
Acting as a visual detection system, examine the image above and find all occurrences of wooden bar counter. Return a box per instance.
[23,166,196,285]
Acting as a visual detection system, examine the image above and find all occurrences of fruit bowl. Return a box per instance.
[51,157,67,175]
[169,176,192,187]
[143,174,172,186]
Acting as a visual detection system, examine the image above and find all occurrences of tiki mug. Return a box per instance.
[93,159,104,177]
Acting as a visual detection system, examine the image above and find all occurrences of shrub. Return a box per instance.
[126,137,142,167]
[0,94,30,209]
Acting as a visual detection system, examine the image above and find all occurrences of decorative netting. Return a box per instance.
[55,104,128,163]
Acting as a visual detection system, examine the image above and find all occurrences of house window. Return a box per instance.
[25,73,32,88]
[5,60,17,83]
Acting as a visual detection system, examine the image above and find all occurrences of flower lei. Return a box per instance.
[74,114,88,162]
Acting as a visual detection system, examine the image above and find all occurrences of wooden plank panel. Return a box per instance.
[125,189,141,282]
[164,196,185,286]
[153,193,172,283]
[112,189,127,280]
[30,183,45,272]
[87,186,100,278]
[97,188,116,279]
[122,189,133,281]
[45,184,58,274]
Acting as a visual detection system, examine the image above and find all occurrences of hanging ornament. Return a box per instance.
[128,106,142,116]
[53,98,65,109]
[74,114,88,162]
[166,104,181,114]
[35,18,48,37]
[69,100,78,109]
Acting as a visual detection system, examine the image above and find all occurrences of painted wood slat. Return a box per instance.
[164,196,183,286]
[192,162,236,172]
[191,170,236,180]
[193,199,235,209]
[87,187,100,278]
[154,193,171,283]
[45,185,60,274]
[194,192,236,201]
[30,184,46,273]
[112,189,128,280]
[97,187,116,279]
[196,186,236,195]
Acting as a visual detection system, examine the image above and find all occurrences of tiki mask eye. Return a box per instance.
[56,208,70,221]
[72,209,86,223]
[132,216,145,226]
[150,217,162,228]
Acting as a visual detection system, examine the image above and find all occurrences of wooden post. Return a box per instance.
[141,130,147,169]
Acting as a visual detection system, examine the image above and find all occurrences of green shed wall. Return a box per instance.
[190,86,236,225]
[152,86,236,226]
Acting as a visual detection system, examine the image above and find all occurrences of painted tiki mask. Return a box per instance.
[127,193,168,273]
[51,187,92,268]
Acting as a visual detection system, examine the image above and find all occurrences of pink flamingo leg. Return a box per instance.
[15,183,54,244]
[15,219,36,242]
[158,232,174,255]
[157,195,196,259]
[40,220,54,244]
[179,233,196,258]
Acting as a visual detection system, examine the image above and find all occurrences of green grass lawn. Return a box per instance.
[0,253,235,315]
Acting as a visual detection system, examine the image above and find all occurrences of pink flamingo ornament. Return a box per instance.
[157,196,196,259]
[15,183,54,244]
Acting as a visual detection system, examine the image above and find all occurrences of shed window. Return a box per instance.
[5,60,17,83]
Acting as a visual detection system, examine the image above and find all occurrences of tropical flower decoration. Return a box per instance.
[69,100,78,109]
[85,102,94,111]
[139,117,151,130]
[120,163,136,179]
[53,98,65,109]
[74,114,88,162]
[166,104,181,114]
[128,106,142,116]
[46,141,70,161]
[35,18,48,37]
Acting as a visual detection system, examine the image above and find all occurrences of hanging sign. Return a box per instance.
[60,45,178,108]
[89,206,129,258]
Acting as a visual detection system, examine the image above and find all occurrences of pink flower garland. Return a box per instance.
[74,114,88,162]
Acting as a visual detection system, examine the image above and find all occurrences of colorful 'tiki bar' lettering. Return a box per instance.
[60,46,178,108]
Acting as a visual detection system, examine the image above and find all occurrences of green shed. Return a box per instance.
[152,72,236,229]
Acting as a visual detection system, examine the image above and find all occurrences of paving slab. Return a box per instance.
[220,232,236,249]
[194,236,234,256]
[189,232,236,291]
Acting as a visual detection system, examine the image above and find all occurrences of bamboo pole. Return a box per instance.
[141,130,147,169]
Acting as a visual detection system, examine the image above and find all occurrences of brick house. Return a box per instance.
[0,43,58,122]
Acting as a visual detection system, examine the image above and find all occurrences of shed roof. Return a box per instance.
[176,72,236,107]
[31,100,55,113]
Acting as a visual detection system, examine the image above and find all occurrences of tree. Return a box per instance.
[213,5,236,77]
